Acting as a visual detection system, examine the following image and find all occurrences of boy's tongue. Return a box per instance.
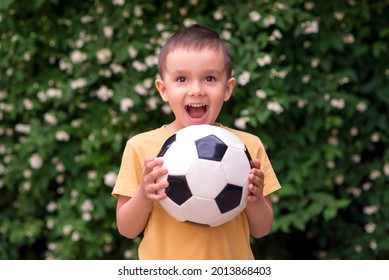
[187,105,206,118]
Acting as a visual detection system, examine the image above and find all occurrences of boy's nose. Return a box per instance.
[188,81,204,96]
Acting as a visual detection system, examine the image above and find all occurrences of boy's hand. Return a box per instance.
[247,159,264,202]
[140,157,169,201]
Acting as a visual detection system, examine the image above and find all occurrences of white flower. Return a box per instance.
[311,58,320,68]
[120,97,134,112]
[29,154,43,169]
[370,132,380,143]
[134,5,143,17]
[113,0,125,6]
[46,219,55,230]
[234,117,248,130]
[147,97,159,110]
[257,55,272,67]
[369,170,381,180]
[70,78,87,89]
[369,240,377,250]
[104,171,117,187]
[143,78,153,89]
[47,88,62,98]
[343,33,355,44]
[384,162,389,176]
[221,30,231,40]
[183,18,197,27]
[81,199,94,212]
[339,77,350,85]
[134,84,147,96]
[0,90,8,100]
[103,26,114,38]
[70,50,87,64]
[162,104,171,114]
[302,74,311,84]
[298,99,308,108]
[351,154,361,163]
[132,60,147,72]
[363,205,379,215]
[347,187,361,197]
[330,98,345,109]
[238,71,251,86]
[71,232,81,242]
[46,201,58,213]
[44,113,58,125]
[213,9,223,20]
[356,102,367,112]
[23,99,34,110]
[362,182,373,191]
[334,12,345,21]
[364,222,376,234]
[145,55,158,67]
[304,2,315,10]
[128,46,138,58]
[249,11,261,22]
[15,123,31,134]
[110,63,125,74]
[96,48,112,64]
[270,29,283,41]
[59,59,73,72]
[350,126,358,136]
[263,15,276,27]
[55,131,70,142]
[96,85,113,101]
[56,162,65,172]
[267,101,284,114]
[82,212,92,222]
[63,225,73,236]
[301,20,319,35]
[88,170,98,180]
[256,89,267,99]
[80,15,94,24]
[124,249,135,259]
[334,175,344,185]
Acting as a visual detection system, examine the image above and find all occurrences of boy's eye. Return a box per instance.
[205,76,216,82]
[176,77,187,83]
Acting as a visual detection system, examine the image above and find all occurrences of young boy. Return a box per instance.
[112,24,281,259]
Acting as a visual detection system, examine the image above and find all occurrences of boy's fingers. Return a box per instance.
[251,159,261,169]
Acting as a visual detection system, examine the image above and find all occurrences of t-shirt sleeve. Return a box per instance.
[111,140,142,198]
[255,139,281,197]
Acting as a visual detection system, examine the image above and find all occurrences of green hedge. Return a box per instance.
[1,0,388,259]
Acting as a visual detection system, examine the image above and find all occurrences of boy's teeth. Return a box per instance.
[186,104,207,118]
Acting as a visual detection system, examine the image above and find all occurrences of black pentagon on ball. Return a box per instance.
[157,134,176,157]
[215,184,243,213]
[195,135,228,161]
[165,175,192,205]
[244,146,254,168]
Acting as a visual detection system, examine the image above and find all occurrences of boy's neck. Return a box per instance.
[164,122,221,133]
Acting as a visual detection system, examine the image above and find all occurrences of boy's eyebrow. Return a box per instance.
[170,68,224,76]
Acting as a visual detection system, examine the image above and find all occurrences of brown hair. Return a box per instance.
[157,24,232,79]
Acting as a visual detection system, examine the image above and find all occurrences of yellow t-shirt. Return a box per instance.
[112,124,281,259]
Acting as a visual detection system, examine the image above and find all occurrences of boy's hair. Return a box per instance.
[158,24,232,79]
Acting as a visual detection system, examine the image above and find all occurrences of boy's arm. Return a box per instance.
[245,159,274,238]
[245,195,274,238]
[116,158,168,239]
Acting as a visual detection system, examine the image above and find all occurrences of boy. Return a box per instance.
[112,24,281,259]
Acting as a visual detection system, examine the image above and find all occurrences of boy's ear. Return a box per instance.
[224,77,236,101]
[155,79,168,102]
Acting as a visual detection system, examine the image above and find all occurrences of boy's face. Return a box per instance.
[156,47,236,133]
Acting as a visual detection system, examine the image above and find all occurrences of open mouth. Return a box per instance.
[185,104,208,120]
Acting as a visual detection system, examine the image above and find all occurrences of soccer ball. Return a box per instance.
[156,124,252,227]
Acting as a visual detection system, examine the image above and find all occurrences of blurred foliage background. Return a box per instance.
[1,0,388,260]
